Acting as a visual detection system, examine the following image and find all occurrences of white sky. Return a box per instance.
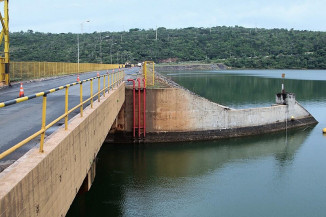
[6,0,326,33]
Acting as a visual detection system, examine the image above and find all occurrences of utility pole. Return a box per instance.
[110,40,116,64]
[155,26,158,40]
[99,32,102,64]
[110,41,113,64]
[78,20,90,73]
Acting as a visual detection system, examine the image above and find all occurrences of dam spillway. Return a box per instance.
[107,73,317,143]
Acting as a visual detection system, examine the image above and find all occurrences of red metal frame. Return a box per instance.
[127,79,136,138]
[142,78,146,137]
[137,78,141,138]
[128,78,146,139]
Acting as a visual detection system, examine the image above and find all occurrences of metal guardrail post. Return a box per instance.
[90,79,93,108]
[80,82,83,117]
[152,63,155,86]
[65,86,69,130]
[112,73,114,87]
[107,71,110,93]
[39,94,47,153]
[103,75,106,97]
[113,72,115,87]
[98,76,100,102]
[116,72,118,86]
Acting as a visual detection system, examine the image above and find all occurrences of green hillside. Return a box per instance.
[8,26,326,69]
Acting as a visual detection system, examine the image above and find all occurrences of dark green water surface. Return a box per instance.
[67,70,326,217]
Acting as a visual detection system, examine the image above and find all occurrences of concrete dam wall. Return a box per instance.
[109,86,317,142]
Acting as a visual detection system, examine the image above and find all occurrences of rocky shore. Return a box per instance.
[155,63,229,72]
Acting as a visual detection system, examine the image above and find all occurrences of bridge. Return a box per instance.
[0,1,318,215]
[0,56,160,216]
[0,64,138,217]
[0,61,318,217]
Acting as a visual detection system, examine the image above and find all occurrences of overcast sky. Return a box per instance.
[6,0,326,33]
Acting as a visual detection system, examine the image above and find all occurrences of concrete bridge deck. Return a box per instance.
[0,77,126,217]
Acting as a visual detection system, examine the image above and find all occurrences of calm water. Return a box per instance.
[67,70,326,217]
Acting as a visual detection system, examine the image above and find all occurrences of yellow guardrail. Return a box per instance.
[0,70,125,160]
[143,61,155,86]
[9,61,123,81]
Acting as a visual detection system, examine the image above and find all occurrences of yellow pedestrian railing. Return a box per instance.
[0,70,125,160]
[9,61,123,81]
[143,61,155,86]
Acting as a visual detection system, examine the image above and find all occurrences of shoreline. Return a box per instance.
[155,63,323,71]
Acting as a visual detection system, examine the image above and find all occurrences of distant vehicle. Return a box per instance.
[125,62,131,68]
[137,63,142,67]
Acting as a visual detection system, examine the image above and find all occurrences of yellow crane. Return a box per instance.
[0,0,9,86]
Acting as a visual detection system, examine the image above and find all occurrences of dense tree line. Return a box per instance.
[7,26,326,69]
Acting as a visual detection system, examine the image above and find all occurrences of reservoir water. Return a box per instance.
[67,70,326,217]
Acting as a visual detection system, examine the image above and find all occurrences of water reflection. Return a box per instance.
[67,70,326,217]
[163,71,326,108]
[67,128,312,217]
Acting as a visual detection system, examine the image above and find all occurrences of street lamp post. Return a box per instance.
[77,20,90,73]
[110,43,112,64]
[99,32,102,64]
[110,42,116,64]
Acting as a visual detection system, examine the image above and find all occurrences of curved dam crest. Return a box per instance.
[109,75,317,142]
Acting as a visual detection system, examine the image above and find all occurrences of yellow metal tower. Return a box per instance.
[0,0,9,86]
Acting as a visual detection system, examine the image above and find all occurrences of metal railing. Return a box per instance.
[143,61,155,87]
[0,70,125,160]
[9,61,123,81]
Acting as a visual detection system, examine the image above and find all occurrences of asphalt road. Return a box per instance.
[0,67,140,167]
